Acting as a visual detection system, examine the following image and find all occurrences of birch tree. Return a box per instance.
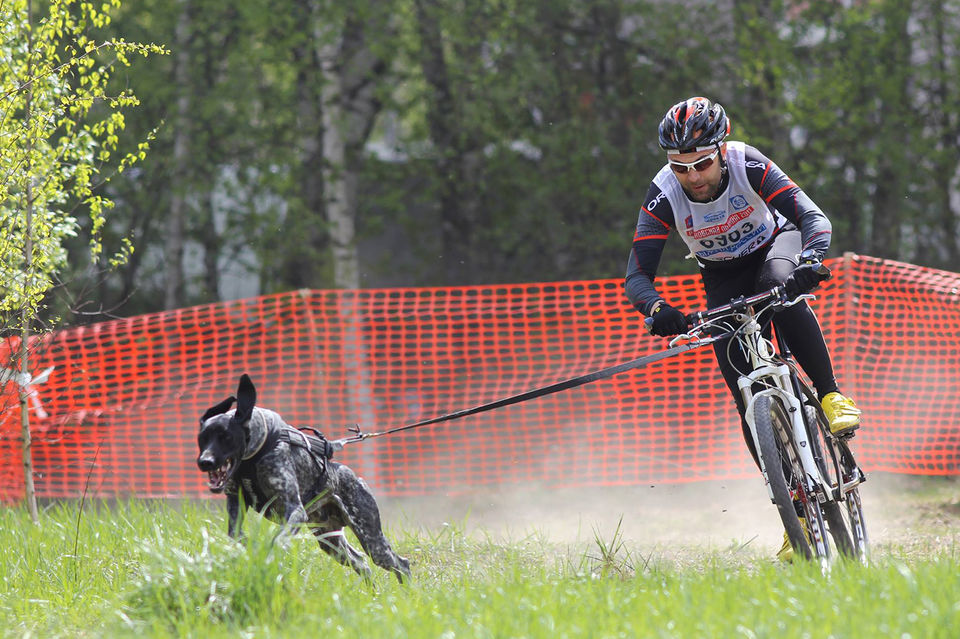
[0,0,163,517]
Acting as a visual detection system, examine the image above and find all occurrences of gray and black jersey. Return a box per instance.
[624,142,832,315]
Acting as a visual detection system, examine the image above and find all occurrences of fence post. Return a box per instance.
[841,252,858,397]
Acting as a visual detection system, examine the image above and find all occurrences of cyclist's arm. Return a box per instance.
[744,146,832,257]
[625,182,674,316]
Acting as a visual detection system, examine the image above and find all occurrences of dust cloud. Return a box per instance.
[378,473,960,556]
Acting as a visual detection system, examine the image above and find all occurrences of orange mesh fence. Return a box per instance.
[1,255,958,500]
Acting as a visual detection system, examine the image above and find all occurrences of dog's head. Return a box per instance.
[196,374,256,493]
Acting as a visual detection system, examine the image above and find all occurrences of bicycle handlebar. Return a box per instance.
[686,285,789,327]
[643,262,831,334]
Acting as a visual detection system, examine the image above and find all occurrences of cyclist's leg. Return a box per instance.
[701,251,812,558]
[755,228,838,398]
[700,259,762,467]
[757,230,861,434]
[711,336,758,465]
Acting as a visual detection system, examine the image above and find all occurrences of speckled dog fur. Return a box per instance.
[197,374,410,583]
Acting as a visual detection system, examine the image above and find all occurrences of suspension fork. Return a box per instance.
[738,316,827,504]
[771,318,839,502]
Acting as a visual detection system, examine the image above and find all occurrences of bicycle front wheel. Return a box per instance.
[754,394,828,562]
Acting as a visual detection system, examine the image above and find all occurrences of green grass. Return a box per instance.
[1,499,959,638]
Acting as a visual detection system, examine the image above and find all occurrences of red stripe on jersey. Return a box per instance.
[803,230,831,246]
[633,233,669,242]
[764,182,796,203]
[759,163,772,194]
[642,206,670,229]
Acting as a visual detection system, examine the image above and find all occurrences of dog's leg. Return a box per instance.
[258,467,311,545]
[226,492,245,540]
[272,495,311,547]
[311,526,373,581]
[336,476,411,584]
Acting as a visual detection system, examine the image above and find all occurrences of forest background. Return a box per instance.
[18,0,960,322]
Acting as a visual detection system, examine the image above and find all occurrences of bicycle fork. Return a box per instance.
[736,317,833,508]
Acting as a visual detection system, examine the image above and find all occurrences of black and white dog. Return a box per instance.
[196,374,410,583]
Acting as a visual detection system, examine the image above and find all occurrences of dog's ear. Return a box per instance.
[200,396,235,425]
[233,374,256,425]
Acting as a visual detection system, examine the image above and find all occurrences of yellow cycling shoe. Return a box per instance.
[822,392,862,436]
[776,517,809,563]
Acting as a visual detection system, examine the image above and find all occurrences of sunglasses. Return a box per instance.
[668,148,720,174]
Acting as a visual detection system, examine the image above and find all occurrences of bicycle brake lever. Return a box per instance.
[782,293,816,309]
[668,330,706,348]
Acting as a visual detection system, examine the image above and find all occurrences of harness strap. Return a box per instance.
[237,423,331,480]
[279,427,330,476]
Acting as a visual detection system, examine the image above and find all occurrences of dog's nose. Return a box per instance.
[197,452,216,471]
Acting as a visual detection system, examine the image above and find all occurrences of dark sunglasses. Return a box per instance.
[668,148,720,174]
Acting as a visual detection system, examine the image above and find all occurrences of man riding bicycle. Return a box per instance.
[624,96,861,560]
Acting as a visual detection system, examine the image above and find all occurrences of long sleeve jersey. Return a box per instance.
[625,141,832,315]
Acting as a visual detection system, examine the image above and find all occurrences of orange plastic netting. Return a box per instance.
[1,254,958,500]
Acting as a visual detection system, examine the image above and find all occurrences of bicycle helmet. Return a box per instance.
[658,97,730,153]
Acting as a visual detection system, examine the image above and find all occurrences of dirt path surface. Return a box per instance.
[379,473,960,557]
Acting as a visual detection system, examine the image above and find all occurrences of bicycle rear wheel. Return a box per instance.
[837,439,869,563]
[754,394,829,562]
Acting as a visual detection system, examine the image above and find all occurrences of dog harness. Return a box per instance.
[237,418,335,483]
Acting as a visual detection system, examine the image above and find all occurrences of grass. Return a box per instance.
[1,498,959,638]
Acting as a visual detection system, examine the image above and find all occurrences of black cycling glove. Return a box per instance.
[649,303,687,337]
[784,262,825,298]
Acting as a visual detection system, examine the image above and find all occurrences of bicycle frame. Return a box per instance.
[729,303,833,507]
[672,284,867,563]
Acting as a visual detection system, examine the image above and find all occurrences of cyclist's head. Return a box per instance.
[658,97,730,153]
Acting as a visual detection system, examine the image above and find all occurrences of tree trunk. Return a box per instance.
[413,0,471,284]
[281,2,328,290]
[20,0,38,523]
[200,190,220,299]
[931,0,960,265]
[165,0,191,309]
[320,15,384,289]
[313,2,389,483]
[732,0,790,156]
[869,3,912,259]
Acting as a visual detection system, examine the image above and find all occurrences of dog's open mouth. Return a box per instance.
[207,458,235,492]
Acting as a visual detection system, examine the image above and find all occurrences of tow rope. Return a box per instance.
[331,332,729,450]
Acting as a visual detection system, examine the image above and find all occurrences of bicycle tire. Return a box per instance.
[801,400,856,558]
[777,396,832,563]
[838,439,869,563]
[754,394,817,561]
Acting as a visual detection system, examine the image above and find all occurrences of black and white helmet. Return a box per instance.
[658,97,730,153]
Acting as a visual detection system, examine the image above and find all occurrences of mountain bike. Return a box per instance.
[668,284,868,565]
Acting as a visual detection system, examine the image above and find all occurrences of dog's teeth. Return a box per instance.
[208,466,228,489]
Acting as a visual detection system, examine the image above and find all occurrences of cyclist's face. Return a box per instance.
[669,144,726,202]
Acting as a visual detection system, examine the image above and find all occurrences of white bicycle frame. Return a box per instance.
[673,294,835,507]
[734,305,833,506]
[670,285,867,565]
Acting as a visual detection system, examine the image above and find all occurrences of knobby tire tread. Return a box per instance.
[754,395,812,560]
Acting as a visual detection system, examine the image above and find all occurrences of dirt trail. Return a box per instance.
[379,473,960,556]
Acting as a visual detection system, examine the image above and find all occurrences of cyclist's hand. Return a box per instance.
[785,262,826,298]
[648,303,688,337]
[785,249,832,298]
